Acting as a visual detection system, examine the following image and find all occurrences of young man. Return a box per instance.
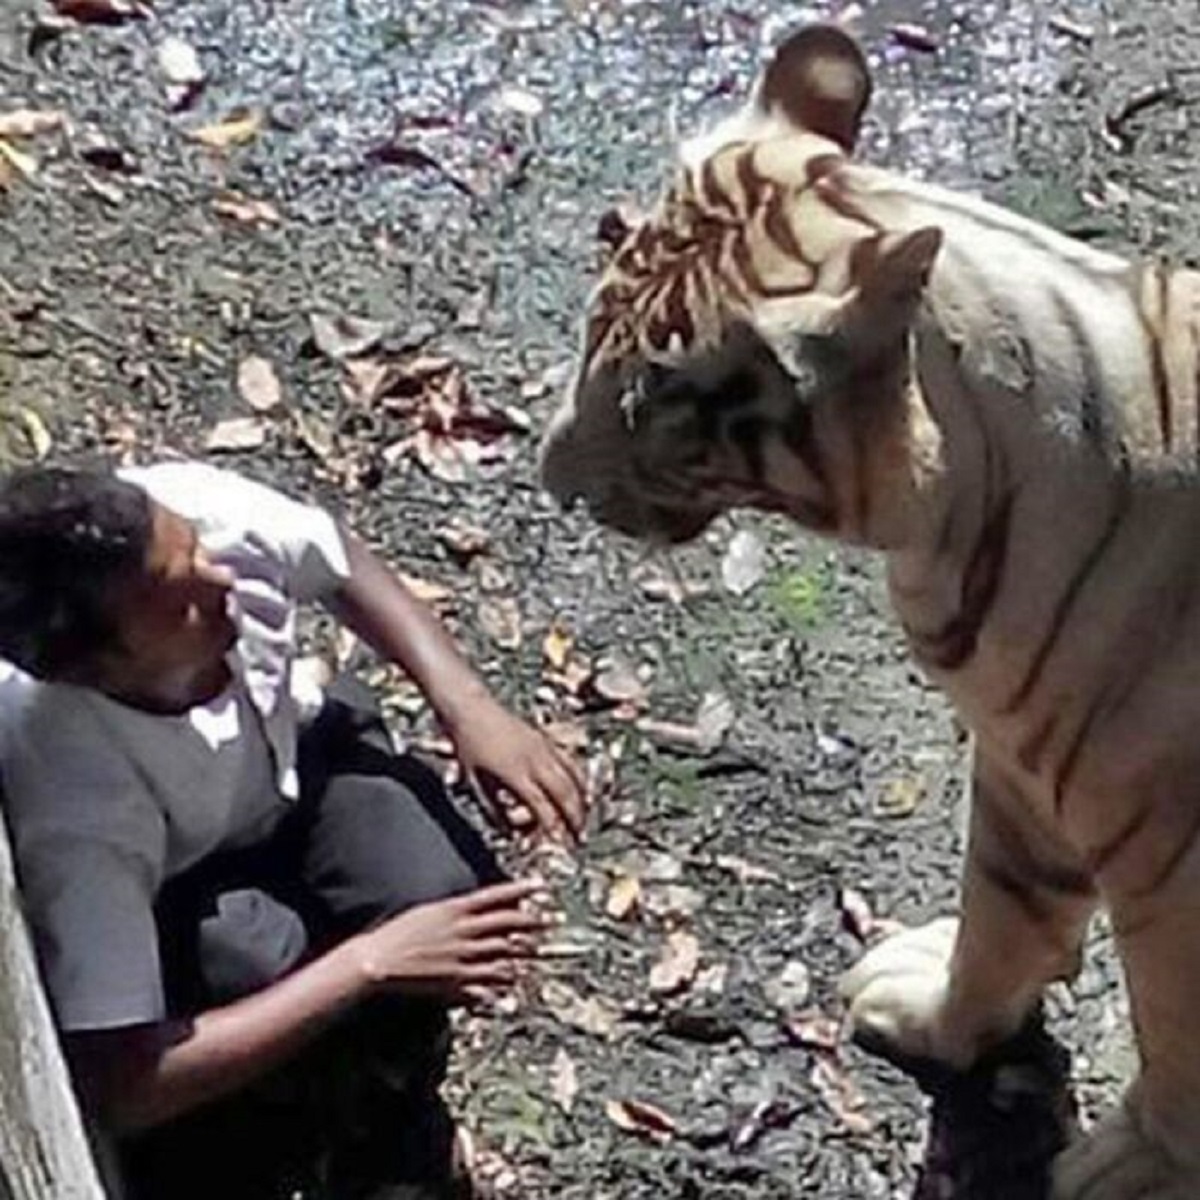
[0,459,586,1199]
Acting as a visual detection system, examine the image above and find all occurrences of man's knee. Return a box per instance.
[198,889,309,1003]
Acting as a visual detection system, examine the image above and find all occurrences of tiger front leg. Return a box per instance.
[841,755,1097,1071]
[1053,841,1200,1199]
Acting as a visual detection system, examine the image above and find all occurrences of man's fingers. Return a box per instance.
[457,878,547,913]
[464,907,555,939]
[535,757,587,838]
[459,934,538,962]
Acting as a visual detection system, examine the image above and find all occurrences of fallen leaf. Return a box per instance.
[205,416,267,452]
[634,692,731,756]
[764,961,811,1012]
[310,313,391,361]
[76,131,133,172]
[212,190,281,226]
[694,690,735,752]
[714,854,782,885]
[649,930,701,997]
[731,1098,796,1154]
[721,529,766,596]
[540,981,620,1039]
[188,109,261,151]
[19,409,52,460]
[0,110,64,139]
[478,596,522,651]
[0,139,38,180]
[877,775,924,818]
[811,1054,873,1135]
[783,1009,841,1053]
[542,621,573,672]
[642,884,704,922]
[549,1049,579,1115]
[237,355,282,412]
[398,572,453,607]
[436,520,490,563]
[889,22,939,52]
[293,410,336,462]
[839,887,905,943]
[157,34,204,96]
[495,85,544,117]
[604,1098,678,1144]
[51,0,149,24]
[591,655,646,707]
[605,873,641,921]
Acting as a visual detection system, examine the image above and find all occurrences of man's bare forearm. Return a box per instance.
[68,936,371,1133]
[332,528,494,731]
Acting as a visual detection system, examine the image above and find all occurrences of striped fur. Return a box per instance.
[539,24,1200,1198]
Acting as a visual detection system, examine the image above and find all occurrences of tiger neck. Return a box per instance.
[860,168,1200,633]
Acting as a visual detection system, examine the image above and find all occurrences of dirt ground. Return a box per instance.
[1,1,1194,1197]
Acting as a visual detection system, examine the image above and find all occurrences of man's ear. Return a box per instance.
[754,24,873,152]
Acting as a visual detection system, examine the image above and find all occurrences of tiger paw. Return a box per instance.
[839,917,980,1071]
[1053,1102,1197,1200]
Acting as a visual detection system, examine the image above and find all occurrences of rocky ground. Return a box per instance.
[2,1,1195,1197]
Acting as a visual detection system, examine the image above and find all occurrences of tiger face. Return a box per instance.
[539,25,944,548]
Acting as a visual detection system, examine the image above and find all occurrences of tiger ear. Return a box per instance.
[754,24,872,153]
[840,227,943,351]
[859,227,943,300]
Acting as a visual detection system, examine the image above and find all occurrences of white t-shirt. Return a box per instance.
[0,462,350,1031]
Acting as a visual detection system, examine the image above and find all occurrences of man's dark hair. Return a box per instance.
[0,466,153,678]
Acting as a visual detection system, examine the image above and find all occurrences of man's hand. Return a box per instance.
[350,879,552,1004]
[447,697,587,844]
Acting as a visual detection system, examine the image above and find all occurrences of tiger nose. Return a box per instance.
[537,409,583,507]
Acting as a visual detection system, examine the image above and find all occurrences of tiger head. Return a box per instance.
[538,24,945,548]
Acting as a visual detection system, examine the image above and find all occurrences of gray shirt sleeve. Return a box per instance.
[3,693,168,1032]
[17,832,165,1031]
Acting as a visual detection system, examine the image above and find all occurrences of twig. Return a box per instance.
[1104,81,1177,144]
[1047,15,1094,45]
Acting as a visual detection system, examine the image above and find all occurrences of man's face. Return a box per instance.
[101,503,237,690]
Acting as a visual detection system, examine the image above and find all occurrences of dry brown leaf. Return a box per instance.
[205,416,267,452]
[477,596,522,651]
[604,873,641,921]
[237,355,282,413]
[877,775,924,818]
[549,1049,579,1115]
[591,656,646,707]
[52,0,150,23]
[19,409,52,460]
[839,888,904,943]
[764,961,811,1012]
[811,1054,873,1135]
[436,520,490,563]
[0,139,38,180]
[188,109,261,151]
[649,930,701,997]
[783,1009,841,1053]
[890,21,939,52]
[714,854,782,886]
[398,572,453,607]
[157,35,204,87]
[540,981,620,1039]
[542,621,573,672]
[212,190,281,226]
[0,110,64,140]
[293,410,336,461]
[604,1098,678,1144]
[310,313,390,361]
[721,529,766,596]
